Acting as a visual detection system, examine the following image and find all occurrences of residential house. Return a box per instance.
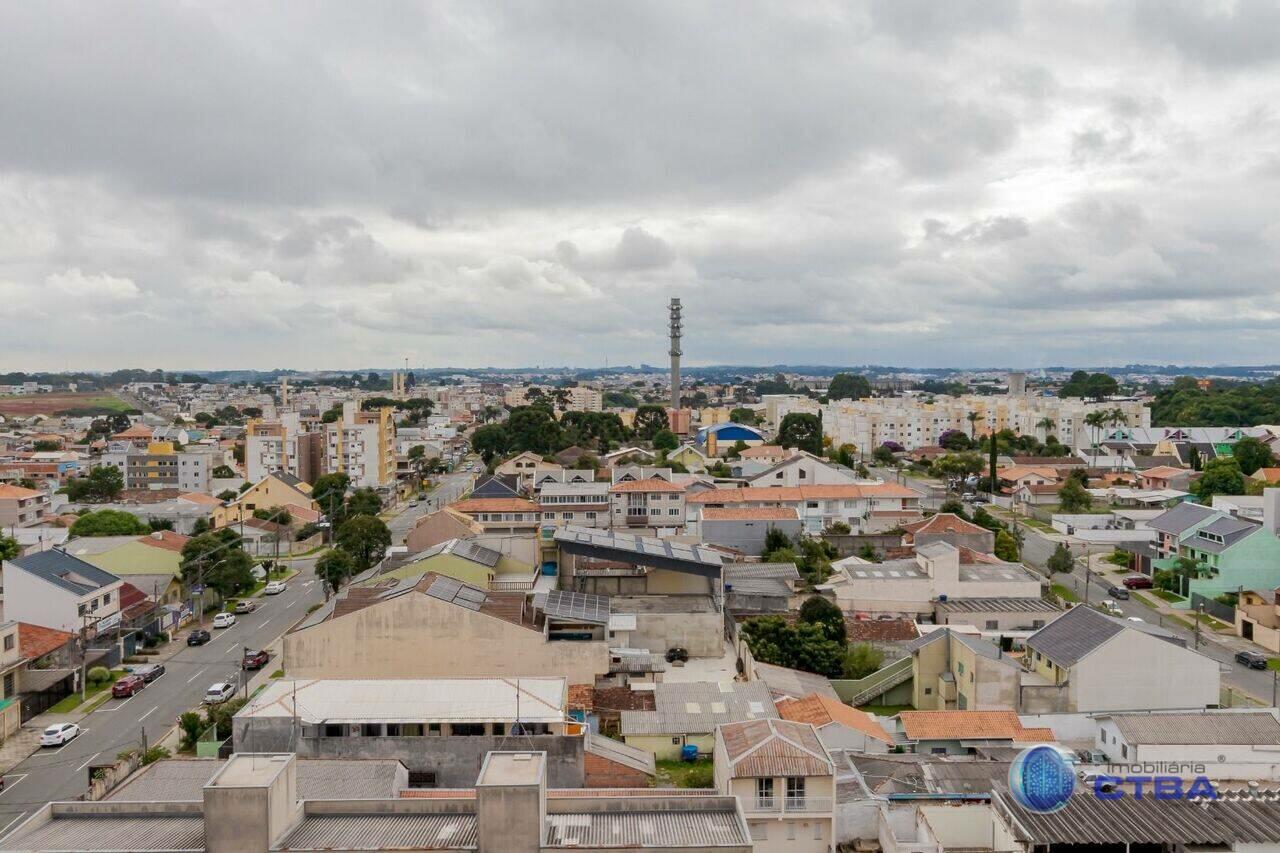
[620,680,777,760]
[1139,465,1196,492]
[932,597,1062,634]
[746,451,859,489]
[283,571,608,685]
[212,471,318,529]
[687,483,921,535]
[530,468,596,494]
[899,513,995,554]
[0,621,24,740]
[537,482,611,529]
[896,710,1055,755]
[1253,468,1280,486]
[609,478,686,532]
[818,541,1042,618]
[470,473,522,498]
[740,445,792,465]
[2,549,123,634]
[1010,482,1061,507]
[774,694,893,753]
[360,540,535,591]
[74,531,189,606]
[699,507,803,555]
[714,718,836,852]
[1093,710,1280,781]
[497,451,562,492]
[0,483,50,528]
[666,444,712,473]
[1021,604,1220,713]
[905,628,1022,711]
[450,497,541,534]
[1234,589,1280,652]
[405,506,484,553]
[1148,490,1280,599]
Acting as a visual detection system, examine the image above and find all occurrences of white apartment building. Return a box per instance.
[99,442,215,493]
[325,401,396,488]
[503,385,603,411]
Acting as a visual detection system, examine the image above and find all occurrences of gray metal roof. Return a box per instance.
[1108,711,1280,745]
[544,808,749,848]
[1024,605,1123,667]
[752,661,840,701]
[105,758,408,802]
[281,813,478,850]
[1189,514,1260,554]
[723,562,801,581]
[554,526,724,578]
[1146,501,1218,536]
[10,548,120,595]
[0,814,205,852]
[935,597,1062,614]
[621,681,776,736]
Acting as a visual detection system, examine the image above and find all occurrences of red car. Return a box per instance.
[111,674,146,698]
[242,649,269,670]
[1122,575,1154,590]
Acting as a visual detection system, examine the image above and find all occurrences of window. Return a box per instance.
[923,687,932,695]
[452,723,486,736]
[361,723,383,737]
[786,822,796,840]
[985,620,998,630]
[931,747,948,754]
[749,822,768,842]
[672,737,681,745]
[956,661,965,675]
[384,724,402,737]
[401,724,423,737]
[3,634,13,651]
[407,771,437,789]
[323,724,345,738]
[786,777,805,803]
[102,592,111,605]
[798,469,806,479]
[428,723,442,736]
[492,723,505,736]
[1122,744,1128,759]
[813,822,824,841]
[755,777,774,807]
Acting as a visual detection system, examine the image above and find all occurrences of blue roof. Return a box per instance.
[10,549,120,595]
[696,423,765,445]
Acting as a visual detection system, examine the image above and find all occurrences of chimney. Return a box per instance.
[1265,488,1280,536]
[203,753,300,853]
[475,751,546,853]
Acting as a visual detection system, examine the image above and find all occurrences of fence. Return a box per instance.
[832,656,913,706]
[196,722,226,758]
[1190,592,1236,623]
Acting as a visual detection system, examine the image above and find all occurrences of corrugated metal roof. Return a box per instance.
[544,810,749,848]
[240,678,566,724]
[621,681,776,735]
[935,597,1062,614]
[1108,711,1280,745]
[723,562,801,581]
[106,758,408,802]
[2,815,205,851]
[281,813,478,850]
[586,731,657,776]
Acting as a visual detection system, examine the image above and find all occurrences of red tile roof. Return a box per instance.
[776,694,894,744]
[18,622,73,660]
[138,531,191,553]
[900,513,989,539]
[700,507,799,521]
[898,710,1055,743]
[608,478,684,493]
[0,484,42,500]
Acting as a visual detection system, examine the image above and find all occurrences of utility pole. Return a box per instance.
[1194,602,1204,650]
[141,726,148,757]
[1082,546,1091,606]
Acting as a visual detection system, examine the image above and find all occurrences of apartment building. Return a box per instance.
[244,412,325,484]
[325,401,396,488]
[504,385,603,411]
[99,441,214,493]
[608,478,686,532]
[0,484,50,528]
[538,482,611,528]
[687,482,921,534]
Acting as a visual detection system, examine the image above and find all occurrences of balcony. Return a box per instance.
[743,796,832,814]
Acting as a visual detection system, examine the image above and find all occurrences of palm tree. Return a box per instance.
[1084,410,1109,468]
[1036,417,1056,442]
[967,411,981,440]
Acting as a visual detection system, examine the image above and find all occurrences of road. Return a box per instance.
[0,573,326,831]
[386,471,474,545]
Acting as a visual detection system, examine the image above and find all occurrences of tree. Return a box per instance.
[148,517,175,532]
[633,405,669,441]
[336,514,392,571]
[872,445,896,466]
[971,506,1003,532]
[931,452,984,480]
[345,488,382,518]
[937,498,970,518]
[1195,457,1245,502]
[70,509,150,537]
[1046,542,1074,575]
[827,373,872,401]
[1231,437,1275,476]
[211,465,236,479]
[0,535,18,562]
[728,407,757,425]
[798,596,847,645]
[966,411,981,439]
[652,429,678,451]
[843,643,885,679]
[994,529,1020,562]
[777,413,822,455]
[505,406,564,453]
[191,517,211,536]
[1057,477,1093,512]
[310,473,351,517]
[938,429,972,451]
[216,489,238,502]
[470,424,509,462]
[764,527,792,554]
[315,549,357,595]
[33,439,61,452]
[726,439,748,460]
[65,466,125,502]
[179,530,255,598]
[253,506,293,526]
[739,617,845,679]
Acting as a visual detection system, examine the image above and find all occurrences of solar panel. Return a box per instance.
[543,589,610,625]
[424,576,487,611]
[452,540,501,567]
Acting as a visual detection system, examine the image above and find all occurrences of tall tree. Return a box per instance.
[470,424,509,462]
[315,549,356,596]
[632,405,669,441]
[0,535,19,562]
[336,515,392,571]
[69,510,150,537]
[827,373,872,401]
[777,413,822,455]
[1195,457,1245,502]
[994,529,1020,561]
[1046,543,1074,576]
[798,596,847,646]
[1231,437,1275,476]
[1057,477,1093,512]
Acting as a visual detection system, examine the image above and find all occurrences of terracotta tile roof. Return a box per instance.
[1254,468,1280,484]
[178,492,223,506]
[111,424,154,440]
[608,478,684,493]
[997,465,1062,482]
[847,619,919,642]
[18,622,73,660]
[898,710,1055,743]
[1142,465,1189,479]
[0,484,42,499]
[451,498,538,514]
[740,445,787,459]
[591,687,656,712]
[568,684,595,712]
[958,547,1004,565]
[688,483,918,504]
[775,694,894,744]
[901,513,988,539]
[720,718,833,778]
[700,507,799,521]
[138,531,191,553]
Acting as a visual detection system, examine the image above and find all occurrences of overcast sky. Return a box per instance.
[2,1,1279,372]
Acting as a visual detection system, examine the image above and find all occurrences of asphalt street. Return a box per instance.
[386,470,475,545]
[0,571,326,833]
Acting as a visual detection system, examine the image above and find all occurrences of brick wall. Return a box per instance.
[584,751,651,788]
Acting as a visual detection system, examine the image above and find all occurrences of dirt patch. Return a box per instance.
[0,393,131,417]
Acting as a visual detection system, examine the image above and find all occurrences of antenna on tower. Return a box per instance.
[668,298,682,413]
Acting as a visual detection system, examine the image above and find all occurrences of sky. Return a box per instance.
[2,1,1280,372]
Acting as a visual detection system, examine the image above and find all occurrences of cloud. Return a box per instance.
[613,227,676,271]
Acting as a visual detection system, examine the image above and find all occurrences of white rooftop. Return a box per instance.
[239,678,567,724]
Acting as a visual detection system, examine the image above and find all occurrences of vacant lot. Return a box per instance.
[0,393,132,416]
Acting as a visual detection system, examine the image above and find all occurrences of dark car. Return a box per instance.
[187,629,212,646]
[665,647,689,664]
[1122,575,1153,590]
[134,663,165,683]
[111,674,146,698]
[1236,650,1270,670]
[1106,585,1130,600]
[242,649,270,670]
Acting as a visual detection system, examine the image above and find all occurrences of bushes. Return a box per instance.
[87,666,112,685]
[844,643,884,679]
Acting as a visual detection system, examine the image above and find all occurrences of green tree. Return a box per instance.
[505,406,564,453]
[336,514,392,571]
[798,596,847,646]
[1195,457,1245,502]
[345,488,382,518]
[191,517,211,535]
[652,429,678,451]
[1057,477,1093,512]
[211,465,236,479]
[633,405,670,441]
[216,489,238,502]
[827,373,872,401]
[310,473,351,517]
[728,407,757,425]
[33,439,61,452]
[994,529,1020,562]
[1230,437,1275,476]
[148,517,175,532]
[843,643,885,679]
[470,424,510,462]
[726,439,748,460]
[740,617,845,679]
[179,530,255,598]
[0,535,19,562]
[70,509,150,537]
[931,453,984,479]
[253,506,293,526]
[872,446,896,466]
[315,548,357,595]
[65,466,125,502]
[970,506,1003,532]
[1046,542,1074,575]
[777,413,822,455]
[764,527,792,554]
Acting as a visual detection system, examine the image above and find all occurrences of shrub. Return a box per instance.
[844,643,885,679]
[179,711,204,752]
[87,666,111,685]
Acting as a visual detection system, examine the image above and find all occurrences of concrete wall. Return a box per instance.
[624,732,716,761]
[282,591,608,683]
[630,611,723,658]
[1072,631,1219,713]
[702,518,803,555]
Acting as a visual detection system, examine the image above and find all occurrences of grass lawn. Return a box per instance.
[1151,589,1186,603]
[1164,612,1233,633]
[1019,518,1055,533]
[1051,583,1080,603]
[84,395,133,412]
[1266,659,1280,672]
[655,759,715,788]
[48,669,127,713]
[857,704,912,716]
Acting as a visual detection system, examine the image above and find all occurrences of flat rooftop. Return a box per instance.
[209,753,293,787]
[477,751,545,787]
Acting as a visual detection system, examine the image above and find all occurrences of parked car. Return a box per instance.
[233,599,257,614]
[1106,585,1130,600]
[1079,771,1117,792]
[40,723,81,746]
[111,674,146,698]
[187,629,212,646]
[408,500,420,507]
[242,649,270,670]
[1122,575,1153,590]
[204,682,236,704]
[263,581,287,595]
[665,647,689,663]
[212,612,237,629]
[133,663,165,683]
[1100,600,1123,617]
[1236,650,1270,670]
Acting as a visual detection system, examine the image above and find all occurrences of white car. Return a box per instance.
[212,612,236,629]
[204,682,236,704]
[263,581,287,595]
[41,723,81,747]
